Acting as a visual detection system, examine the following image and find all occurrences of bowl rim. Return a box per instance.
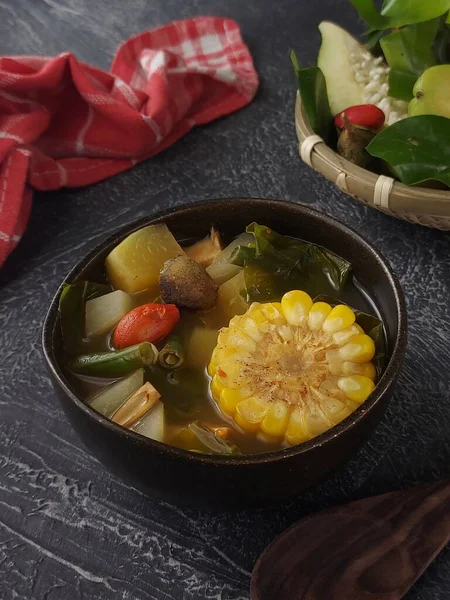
[42,197,407,466]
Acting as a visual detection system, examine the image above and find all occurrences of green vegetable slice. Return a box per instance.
[290,50,334,144]
[172,421,240,455]
[59,281,111,353]
[158,334,185,370]
[366,115,450,186]
[68,342,158,377]
[233,223,351,303]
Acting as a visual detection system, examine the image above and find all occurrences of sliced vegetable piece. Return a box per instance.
[158,334,185,369]
[113,303,180,349]
[131,401,165,442]
[59,281,111,353]
[317,21,365,115]
[171,421,240,455]
[206,233,253,285]
[85,290,133,338]
[68,342,158,377]
[215,270,249,322]
[159,256,218,310]
[184,227,223,267]
[105,224,184,294]
[88,369,144,417]
[112,381,161,428]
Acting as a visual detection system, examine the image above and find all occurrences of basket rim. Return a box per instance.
[295,93,450,216]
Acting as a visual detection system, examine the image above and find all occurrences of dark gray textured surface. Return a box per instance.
[0,1,449,598]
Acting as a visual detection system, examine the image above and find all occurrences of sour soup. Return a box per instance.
[61,222,385,455]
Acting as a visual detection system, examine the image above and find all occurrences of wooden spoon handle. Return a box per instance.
[251,480,450,600]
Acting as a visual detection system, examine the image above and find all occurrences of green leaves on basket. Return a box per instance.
[350,0,450,29]
[381,19,439,100]
[381,0,450,26]
[366,115,450,186]
[290,50,334,144]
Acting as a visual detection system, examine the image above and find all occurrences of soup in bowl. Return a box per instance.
[42,199,406,506]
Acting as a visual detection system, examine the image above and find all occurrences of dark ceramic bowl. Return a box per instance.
[42,199,406,507]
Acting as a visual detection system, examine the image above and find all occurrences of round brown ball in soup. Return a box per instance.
[159,256,218,310]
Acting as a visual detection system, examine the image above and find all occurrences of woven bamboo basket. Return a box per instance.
[295,93,450,230]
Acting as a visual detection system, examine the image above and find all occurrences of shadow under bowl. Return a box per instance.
[42,198,407,507]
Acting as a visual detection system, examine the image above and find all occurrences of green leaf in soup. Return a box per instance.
[290,50,334,144]
[59,281,111,353]
[172,421,240,455]
[240,224,351,303]
[366,115,450,186]
[381,0,450,25]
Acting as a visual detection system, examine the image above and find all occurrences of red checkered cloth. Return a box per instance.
[0,17,258,267]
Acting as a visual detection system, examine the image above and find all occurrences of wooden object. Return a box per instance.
[251,480,450,599]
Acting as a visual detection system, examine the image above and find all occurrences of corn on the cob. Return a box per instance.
[208,291,377,446]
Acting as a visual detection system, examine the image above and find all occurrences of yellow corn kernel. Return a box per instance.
[319,396,350,425]
[342,361,377,380]
[285,407,311,445]
[210,375,225,399]
[323,305,356,334]
[281,290,313,326]
[339,334,375,363]
[236,315,264,342]
[332,323,363,346]
[247,303,269,327]
[278,325,294,342]
[308,302,332,330]
[235,397,269,432]
[319,376,341,398]
[304,404,332,436]
[218,386,252,415]
[260,400,290,437]
[338,375,375,403]
[218,328,256,353]
[260,302,283,322]
[228,315,243,328]
[216,361,251,388]
[207,359,217,377]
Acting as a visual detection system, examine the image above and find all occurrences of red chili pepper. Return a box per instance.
[334,104,385,131]
[113,303,180,349]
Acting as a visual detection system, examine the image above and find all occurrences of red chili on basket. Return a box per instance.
[334,104,385,131]
[113,303,180,349]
